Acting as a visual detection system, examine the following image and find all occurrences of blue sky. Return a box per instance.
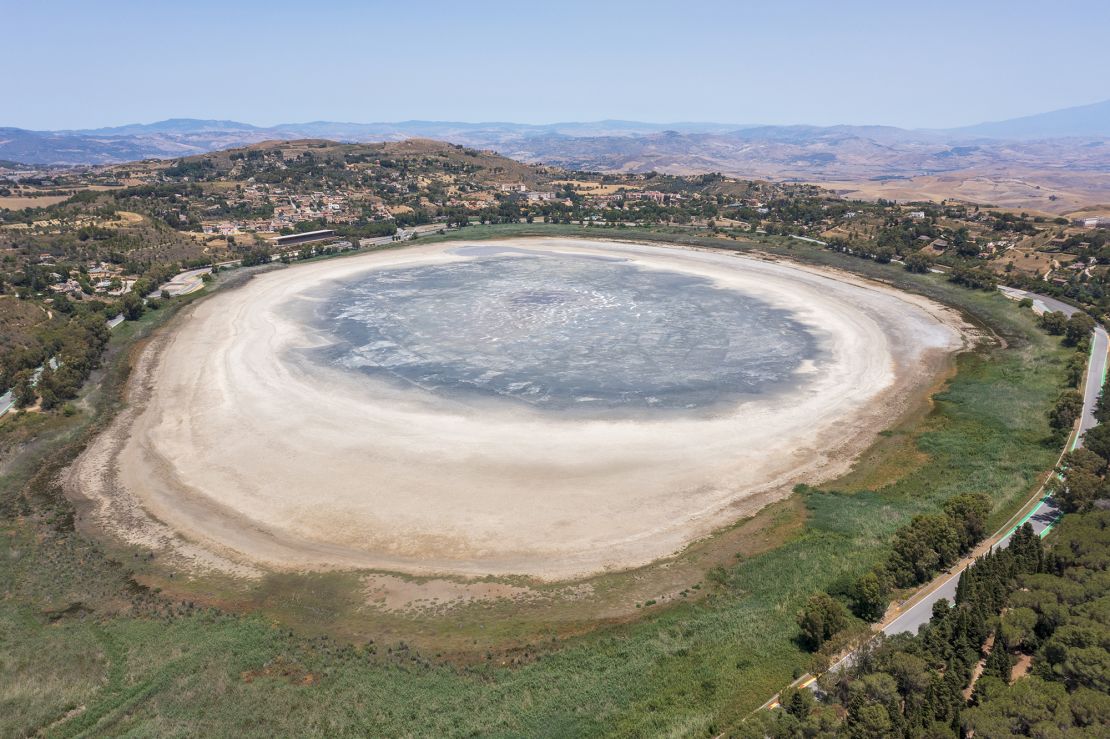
[8,0,1109,130]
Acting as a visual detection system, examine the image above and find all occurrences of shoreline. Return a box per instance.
[64,237,971,581]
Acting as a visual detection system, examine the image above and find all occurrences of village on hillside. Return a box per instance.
[2,140,1109,397]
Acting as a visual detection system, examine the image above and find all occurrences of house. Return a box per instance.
[87,262,117,281]
[49,279,82,295]
[621,190,673,204]
[921,239,948,257]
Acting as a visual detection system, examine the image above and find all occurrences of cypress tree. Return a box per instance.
[924,674,949,724]
[982,641,1012,683]
[1008,523,1043,575]
[951,610,977,665]
[944,657,968,700]
[954,569,969,605]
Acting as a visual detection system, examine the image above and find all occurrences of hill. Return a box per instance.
[144,138,552,190]
[4,103,1109,212]
[0,100,1105,167]
[0,119,757,166]
[948,98,1110,139]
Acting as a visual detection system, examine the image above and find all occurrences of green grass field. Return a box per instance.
[0,226,1075,736]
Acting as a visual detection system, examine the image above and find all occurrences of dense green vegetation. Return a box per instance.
[0,227,1084,736]
[746,508,1109,738]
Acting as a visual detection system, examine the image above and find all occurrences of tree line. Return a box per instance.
[795,490,994,654]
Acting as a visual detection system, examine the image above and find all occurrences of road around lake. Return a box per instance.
[152,267,211,298]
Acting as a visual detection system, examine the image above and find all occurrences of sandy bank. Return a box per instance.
[65,238,968,580]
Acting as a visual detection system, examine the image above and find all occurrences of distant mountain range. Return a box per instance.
[2,101,1109,214]
[0,119,762,167]
[2,100,1109,168]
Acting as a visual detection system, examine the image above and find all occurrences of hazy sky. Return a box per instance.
[9,0,1109,130]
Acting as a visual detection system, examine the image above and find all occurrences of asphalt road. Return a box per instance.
[153,267,211,298]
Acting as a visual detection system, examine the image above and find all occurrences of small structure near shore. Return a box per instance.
[268,229,336,248]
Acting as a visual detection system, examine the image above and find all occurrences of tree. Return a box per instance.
[949,268,997,290]
[1081,422,1110,461]
[1058,468,1105,513]
[1062,447,1106,476]
[886,650,931,700]
[852,570,889,623]
[844,673,901,738]
[1049,390,1084,435]
[846,703,893,738]
[983,642,1013,683]
[999,607,1038,653]
[888,514,962,587]
[944,492,992,551]
[1007,523,1044,576]
[36,365,60,410]
[1043,625,1110,692]
[1094,370,1110,423]
[1056,448,1108,512]
[802,505,1109,736]
[903,253,931,273]
[12,369,36,408]
[1064,312,1096,347]
[1040,310,1068,336]
[780,686,815,720]
[962,676,1078,737]
[797,592,851,651]
[122,292,145,321]
[240,248,272,267]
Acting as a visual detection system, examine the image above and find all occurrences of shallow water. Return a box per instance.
[308,251,819,413]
